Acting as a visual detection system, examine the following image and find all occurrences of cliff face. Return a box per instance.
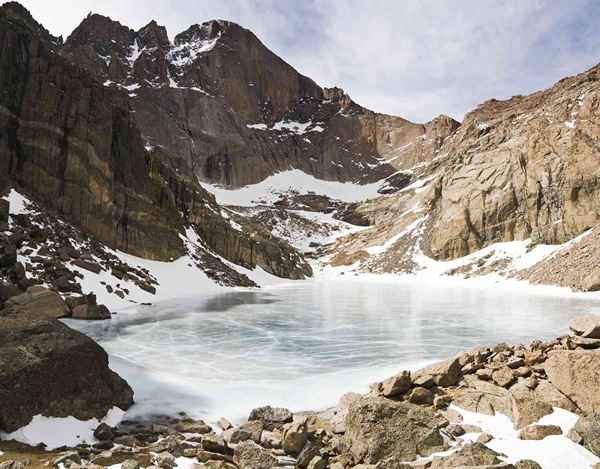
[61,15,458,187]
[322,61,600,289]
[0,3,311,280]
[426,65,600,259]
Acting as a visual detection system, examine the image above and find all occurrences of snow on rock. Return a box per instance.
[245,120,326,135]
[452,405,598,469]
[4,188,30,215]
[67,232,224,311]
[168,33,221,67]
[200,169,384,206]
[0,407,124,450]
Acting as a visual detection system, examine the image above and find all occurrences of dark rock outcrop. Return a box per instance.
[0,306,133,433]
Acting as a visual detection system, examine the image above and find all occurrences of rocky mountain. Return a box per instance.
[60,12,458,187]
[3,0,600,301]
[322,60,600,291]
[0,1,312,308]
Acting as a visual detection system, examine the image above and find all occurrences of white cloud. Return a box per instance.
[16,0,600,122]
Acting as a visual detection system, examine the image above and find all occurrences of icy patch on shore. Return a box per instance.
[200,169,383,206]
[0,407,124,450]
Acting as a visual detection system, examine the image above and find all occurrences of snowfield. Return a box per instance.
[199,169,384,206]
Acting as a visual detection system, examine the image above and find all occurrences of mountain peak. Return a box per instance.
[0,1,60,45]
[137,19,170,48]
[65,12,135,53]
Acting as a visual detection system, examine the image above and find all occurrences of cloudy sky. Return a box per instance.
[18,0,600,122]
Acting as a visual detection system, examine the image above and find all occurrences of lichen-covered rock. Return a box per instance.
[233,440,278,469]
[344,395,446,464]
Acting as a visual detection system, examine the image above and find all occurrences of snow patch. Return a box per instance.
[169,33,220,67]
[199,169,384,206]
[452,405,598,468]
[0,407,124,450]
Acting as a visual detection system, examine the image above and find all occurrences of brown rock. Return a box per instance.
[492,366,516,388]
[381,371,412,397]
[344,395,446,464]
[545,350,600,413]
[429,442,502,468]
[518,424,562,440]
[413,357,462,388]
[407,387,434,405]
[234,440,278,469]
[510,383,553,429]
[6,285,69,319]
[282,418,308,456]
[570,314,600,338]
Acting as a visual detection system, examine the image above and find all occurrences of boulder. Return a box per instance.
[230,420,263,444]
[71,303,112,320]
[94,422,114,441]
[72,258,103,274]
[413,357,461,387]
[233,441,278,469]
[407,387,433,405]
[545,350,600,413]
[344,395,446,464]
[453,375,512,417]
[0,309,133,432]
[174,418,212,434]
[248,406,293,429]
[6,285,69,319]
[570,314,600,339]
[573,414,600,456]
[492,366,516,388]
[532,380,578,413]
[518,424,562,440]
[282,418,308,456]
[331,392,362,433]
[510,383,553,429]
[201,435,232,455]
[429,442,502,468]
[380,371,412,397]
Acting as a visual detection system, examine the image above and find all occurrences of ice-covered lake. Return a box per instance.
[66,278,600,424]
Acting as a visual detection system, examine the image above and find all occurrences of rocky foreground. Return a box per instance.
[4,313,600,469]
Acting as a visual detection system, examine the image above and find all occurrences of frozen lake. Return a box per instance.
[67,278,600,424]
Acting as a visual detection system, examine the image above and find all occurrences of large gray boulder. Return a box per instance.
[344,395,446,464]
[0,308,134,432]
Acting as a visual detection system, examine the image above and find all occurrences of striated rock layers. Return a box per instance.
[0,3,310,280]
